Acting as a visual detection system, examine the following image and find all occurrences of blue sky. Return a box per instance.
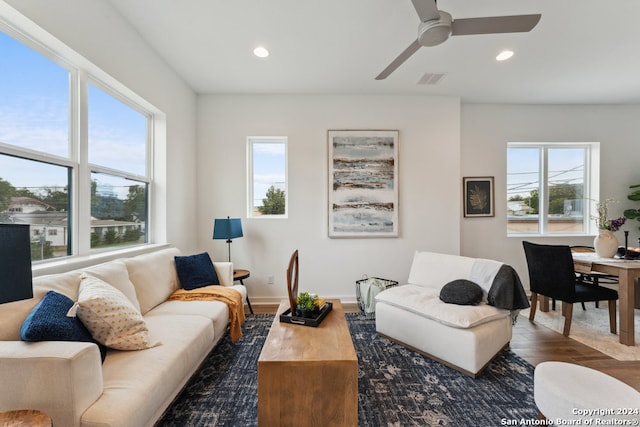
[0,31,69,158]
[0,30,146,199]
[252,141,286,205]
[507,146,585,200]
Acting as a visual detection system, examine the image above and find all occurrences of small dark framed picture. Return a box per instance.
[463,177,494,218]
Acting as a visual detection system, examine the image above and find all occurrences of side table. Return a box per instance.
[233,269,254,314]
[0,410,52,427]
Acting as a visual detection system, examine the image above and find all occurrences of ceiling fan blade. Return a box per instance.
[451,14,541,36]
[375,39,422,80]
[410,0,440,22]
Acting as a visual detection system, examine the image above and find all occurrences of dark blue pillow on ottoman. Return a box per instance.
[20,290,107,362]
[174,252,219,290]
[439,279,483,306]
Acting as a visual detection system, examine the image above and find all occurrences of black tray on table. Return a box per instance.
[279,302,333,327]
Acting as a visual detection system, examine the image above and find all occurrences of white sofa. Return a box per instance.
[0,247,247,427]
[375,251,529,377]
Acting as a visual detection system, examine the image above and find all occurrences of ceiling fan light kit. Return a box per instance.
[376,0,541,80]
[418,11,452,47]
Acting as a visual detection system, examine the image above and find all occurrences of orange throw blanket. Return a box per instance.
[168,285,245,342]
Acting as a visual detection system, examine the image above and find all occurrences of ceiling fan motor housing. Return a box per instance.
[418,11,452,46]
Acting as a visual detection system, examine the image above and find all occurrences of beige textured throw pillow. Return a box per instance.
[73,273,159,350]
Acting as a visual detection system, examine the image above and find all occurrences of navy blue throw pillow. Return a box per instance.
[439,279,483,306]
[174,252,219,290]
[20,290,107,362]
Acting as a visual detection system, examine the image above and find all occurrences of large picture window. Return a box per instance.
[507,142,600,236]
[0,23,154,262]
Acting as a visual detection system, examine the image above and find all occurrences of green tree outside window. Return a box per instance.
[258,186,286,215]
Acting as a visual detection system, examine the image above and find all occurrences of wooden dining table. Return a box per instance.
[571,253,640,346]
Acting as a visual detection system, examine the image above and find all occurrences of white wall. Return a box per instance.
[198,95,461,302]
[3,0,199,252]
[461,104,640,286]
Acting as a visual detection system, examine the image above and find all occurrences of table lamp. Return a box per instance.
[212,216,243,263]
[0,224,33,304]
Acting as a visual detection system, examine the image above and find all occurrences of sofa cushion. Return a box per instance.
[33,270,82,300]
[440,280,483,306]
[84,260,141,312]
[376,284,509,329]
[20,290,107,361]
[74,274,158,350]
[407,251,475,289]
[124,248,181,314]
[174,252,219,290]
[146,299,230,345]
[80,314,214,427]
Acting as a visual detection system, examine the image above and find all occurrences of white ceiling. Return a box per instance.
[108,0,640,104]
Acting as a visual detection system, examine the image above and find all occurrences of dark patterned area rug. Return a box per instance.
[156,313,537,426]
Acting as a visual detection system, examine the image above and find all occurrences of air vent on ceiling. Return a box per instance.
[417,72,446,85]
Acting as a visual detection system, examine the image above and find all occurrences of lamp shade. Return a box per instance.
[212,217,243,241]
[0,224,33,304]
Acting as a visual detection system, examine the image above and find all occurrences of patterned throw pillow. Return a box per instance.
[73,274,159,350]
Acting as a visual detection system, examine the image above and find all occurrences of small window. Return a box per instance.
[247,137,287,218]
[507,142,600,236]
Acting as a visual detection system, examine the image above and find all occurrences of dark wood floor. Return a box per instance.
[249,302,640,391]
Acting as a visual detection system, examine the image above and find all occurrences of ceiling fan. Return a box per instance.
[375,0,541,80]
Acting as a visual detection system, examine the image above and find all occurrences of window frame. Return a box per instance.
[247,136,288,219]
[507,141,600,237]
[0,12,164,265]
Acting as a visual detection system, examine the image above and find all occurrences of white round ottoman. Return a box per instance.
[534,361,640,422]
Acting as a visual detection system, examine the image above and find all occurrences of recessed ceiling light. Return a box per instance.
[496,50,514,61]
[253,46,269,58]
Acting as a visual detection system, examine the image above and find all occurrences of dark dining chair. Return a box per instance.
[545,245,619,311]
[570,246,620,308]
[522,241,618,337]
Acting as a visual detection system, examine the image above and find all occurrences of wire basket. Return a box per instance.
[355,275,398,319]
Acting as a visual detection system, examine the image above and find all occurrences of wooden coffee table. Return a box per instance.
[258,299,358,426]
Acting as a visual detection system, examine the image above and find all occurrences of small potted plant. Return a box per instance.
[296,292,319,318]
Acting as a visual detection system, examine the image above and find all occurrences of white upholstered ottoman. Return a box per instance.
[375,251,529,377]
[534,362,640,422]
[375,293,512,377]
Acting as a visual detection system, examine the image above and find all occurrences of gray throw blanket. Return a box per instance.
[487,264,530,323]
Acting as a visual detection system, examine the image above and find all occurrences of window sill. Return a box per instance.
[32,243,171,277]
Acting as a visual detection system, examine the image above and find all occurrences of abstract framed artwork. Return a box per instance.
[463,176,494,217]
[328,130,399,237]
